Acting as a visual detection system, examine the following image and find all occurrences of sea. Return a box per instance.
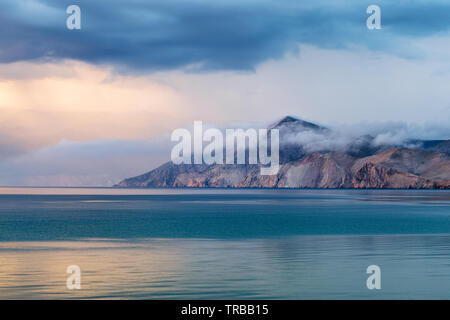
[0,187,448,299]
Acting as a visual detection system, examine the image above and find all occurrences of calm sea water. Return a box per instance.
[0,188,449,299]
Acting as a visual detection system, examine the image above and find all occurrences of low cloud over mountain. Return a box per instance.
[117,116,450,189]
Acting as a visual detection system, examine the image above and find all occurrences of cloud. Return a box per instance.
[1,0,450,72]
[281,120,450,153]
[0,60,186,157]
[0,137,172,186]
[1,43,450,160]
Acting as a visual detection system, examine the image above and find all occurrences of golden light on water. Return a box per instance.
[0,240,186,299]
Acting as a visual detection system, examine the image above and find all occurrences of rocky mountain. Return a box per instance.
[116,116,450,189]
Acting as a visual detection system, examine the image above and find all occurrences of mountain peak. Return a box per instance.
[270,115,325,131]
[275,115,299,124]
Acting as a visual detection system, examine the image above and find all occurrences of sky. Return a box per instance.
[0,0,450,186]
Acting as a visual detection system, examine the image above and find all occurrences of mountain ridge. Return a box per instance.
[116,116,450,189]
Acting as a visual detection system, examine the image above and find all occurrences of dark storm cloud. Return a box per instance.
[1,0,450,72]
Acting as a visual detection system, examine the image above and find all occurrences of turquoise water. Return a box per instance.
[0,188,449,299]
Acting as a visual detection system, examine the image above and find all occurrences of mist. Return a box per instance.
[280,120,450,153]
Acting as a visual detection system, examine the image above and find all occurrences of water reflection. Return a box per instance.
[0,235,449,299]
